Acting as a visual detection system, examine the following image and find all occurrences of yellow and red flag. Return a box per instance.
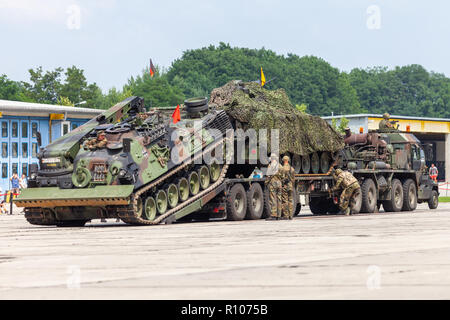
[260,67,266,87]
[150,59,156,78]
[172,104,181,124]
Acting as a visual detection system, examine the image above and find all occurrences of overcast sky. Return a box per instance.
[0,0,449,91]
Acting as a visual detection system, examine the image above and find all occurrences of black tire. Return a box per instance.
[186,104,209,113]
[246,183,264,220]
[360,179,377,213]
[309,197,328,215]
[302,155,311,174]
[226,184,247,221]
[383,178,403,212]
[428,190,439,209]
[402,179,417,211]
[262,187,272,219]
[311,152,320,174]
[55,220,89,227]
[350,188,362,214]
[184,97,208,107]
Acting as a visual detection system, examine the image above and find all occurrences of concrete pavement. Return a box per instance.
[0,203,449,299]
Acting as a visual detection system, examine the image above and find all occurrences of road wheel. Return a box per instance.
[177,177,189,202]
[198,165,210,190]
[226,183,247,221]
[144,196,157,221]
[402,179,417,211]
[360,179,377,213]
[320,152,331,173]
[383,178,403,212]
[188,171,200,196]
[246,183,264,220]
[311,152,320,174]
[302,155,311,174]
[428,190,439,209]
[155,190,168,214]
[292,154,302,174]
[209,162,221,182]
[350,189,362,214]
[166,184,179,209]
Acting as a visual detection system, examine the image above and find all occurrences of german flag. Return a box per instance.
[150,59,156,78]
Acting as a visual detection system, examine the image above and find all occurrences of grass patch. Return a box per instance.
[439,197,450,202]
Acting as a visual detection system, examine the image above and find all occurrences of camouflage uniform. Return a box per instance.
[84,131,108,150]
[280,156,295,219]
[379,113,395,130]
[331,169,360,215]
[265,155,282,219]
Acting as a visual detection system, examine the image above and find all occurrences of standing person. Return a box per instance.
[19,173,28,190]
[330,168,361,216]
[10,173,20,197]
[265,153,282,221]
[429,164,438,183]
[280,155,295,220]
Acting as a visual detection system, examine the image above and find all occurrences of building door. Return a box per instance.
[0,120,9,192]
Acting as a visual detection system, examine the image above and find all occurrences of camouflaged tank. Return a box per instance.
[16,96,233,226]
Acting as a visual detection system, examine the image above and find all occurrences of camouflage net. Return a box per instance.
[209,80,345,156]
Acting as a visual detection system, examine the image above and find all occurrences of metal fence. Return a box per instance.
[438,182,450,197]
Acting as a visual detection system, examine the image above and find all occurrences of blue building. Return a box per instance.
[0,100,102,192]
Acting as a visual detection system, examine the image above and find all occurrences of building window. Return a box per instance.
[12,122,18,137]
[1,122,7,137]
[1,143,7,158]
[2,163,7,178]
[32,143,38,158]
[22,163,28,176]
[12,163,18,175]
[62,121,70,136]
[12,142,18,158]
[32,122,38,138]
[22,143,28,158]
[22,122,28,138]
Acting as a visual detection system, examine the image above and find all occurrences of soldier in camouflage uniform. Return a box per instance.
[265,153,282,220]
[280,155,295,220]
[84,131,108,151]
[331,168,360,215]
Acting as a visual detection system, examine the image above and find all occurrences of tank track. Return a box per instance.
[118,137,230,225]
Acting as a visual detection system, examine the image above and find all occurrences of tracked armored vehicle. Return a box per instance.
[16,96,234,226]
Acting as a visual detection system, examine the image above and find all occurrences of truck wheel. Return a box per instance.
[402,179,417,211]
[262,188,271,219]
[383,179,403,212]
[309,197,328,214]
[360,179,377,213]
[311,152,320,174]
[292,154,302,174]
[350,189,362,214]
[428,190,439,209]
[320,152,331,173]
[302,155,311,174]
[226,183,247,221]
[246,183,264,220]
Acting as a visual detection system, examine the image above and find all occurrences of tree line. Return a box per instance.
[1,42,449,118]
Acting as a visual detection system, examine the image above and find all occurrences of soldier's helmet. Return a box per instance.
[334,168,343,175]
[282,155,290,163]
[97,130,105,136]
[383,113,390,119]
[270,153,278,161]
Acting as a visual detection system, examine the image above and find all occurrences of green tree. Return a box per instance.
[0,75,31,101]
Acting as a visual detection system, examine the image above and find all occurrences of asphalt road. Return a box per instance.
[0,202,449,300]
